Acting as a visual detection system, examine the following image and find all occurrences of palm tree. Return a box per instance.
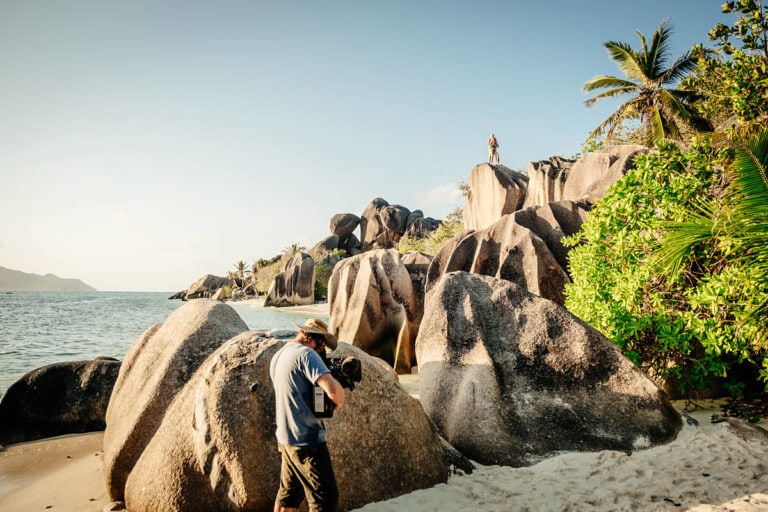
[657,127,768,333]
[283,242,306,257]
[583,20,712,146]
[233,260,251,284]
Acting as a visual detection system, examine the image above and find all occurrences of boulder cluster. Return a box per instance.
[0,145,686,512]
[102,300,460,512]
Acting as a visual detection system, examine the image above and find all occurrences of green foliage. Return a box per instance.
[252,261,280,295]
[685,2,768,139]
[314,263,334,301]
[283,242,306,256]
[563,141,756,394]
[710,0,768,58]
[232,259,251,283]
[398,207,465,256]
[568,3,768,404]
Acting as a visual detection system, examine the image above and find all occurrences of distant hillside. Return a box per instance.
[0,266,97,291]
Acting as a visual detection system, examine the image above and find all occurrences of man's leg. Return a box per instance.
[275,444,305,512]
[285,443,338,512]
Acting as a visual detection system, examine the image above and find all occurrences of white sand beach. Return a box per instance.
[1,397,766,512]
[230,297,331,317]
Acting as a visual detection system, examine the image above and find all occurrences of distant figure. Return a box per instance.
[488,133,500,164]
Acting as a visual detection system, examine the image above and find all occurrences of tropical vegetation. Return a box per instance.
[582,20,712,146]
[398,207,465,256]
[568,0,768,412]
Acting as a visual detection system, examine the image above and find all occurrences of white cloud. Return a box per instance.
[413,182,464,219]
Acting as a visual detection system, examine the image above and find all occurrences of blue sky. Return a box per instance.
[0,1,726,291]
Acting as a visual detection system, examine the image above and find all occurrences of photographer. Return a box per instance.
[269,318,344,512]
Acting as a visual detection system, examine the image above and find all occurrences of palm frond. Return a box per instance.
[582,75,638,92]
[737,128,768,192]
[728,129,768,335]
[646,19,672,79]
[655,199,718,280]
[585,99,640,143]
[646,107,666,145]
[661,53,698,85]
[604,41,646,83]
[584,84,638,107]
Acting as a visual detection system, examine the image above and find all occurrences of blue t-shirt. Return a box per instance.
[269,342,330,445]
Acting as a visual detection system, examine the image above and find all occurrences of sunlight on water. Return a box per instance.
[0,292,325,395]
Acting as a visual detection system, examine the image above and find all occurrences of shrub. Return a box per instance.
[563,140,766,395]
[398,208,465,256]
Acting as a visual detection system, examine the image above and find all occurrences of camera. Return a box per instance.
[312,356,362,418]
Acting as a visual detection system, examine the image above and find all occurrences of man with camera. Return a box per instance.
[269,318,345,512]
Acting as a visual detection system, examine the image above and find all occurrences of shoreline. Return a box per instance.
[1,400,767,512]
[226,297,330,317]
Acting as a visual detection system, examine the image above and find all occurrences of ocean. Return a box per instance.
[0,291,325,395]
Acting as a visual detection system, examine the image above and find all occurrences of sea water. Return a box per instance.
[0,291,325,395]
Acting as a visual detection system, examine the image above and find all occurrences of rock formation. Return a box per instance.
[312,234,341,254]
[330,213,360,238]
[328,249,420,373]
[465,146,647,234]
[105,302,458,511]
[264,251,316,307]
[508,200,590,272]
[426,204,581,305]
[0,357,120,445]
[521,156,575,209]
[400,251,432,331]
[463,163,528,231]
[562,144,648,204]
[329,213,362,255]
[416,271,682,467]
[404,211,441,239]
[181,274,232,300]
[103,300,248,501]
[357,198,440,251]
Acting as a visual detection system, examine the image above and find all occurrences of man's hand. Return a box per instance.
[316,373,345,412]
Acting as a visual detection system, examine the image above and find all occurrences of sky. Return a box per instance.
[0,0,728,292]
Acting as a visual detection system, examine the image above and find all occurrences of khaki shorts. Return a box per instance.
[276,442,338,512]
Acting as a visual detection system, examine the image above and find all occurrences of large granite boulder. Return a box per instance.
[426,211,570,304]
[265,251,316,307]
[509,200,591,271]
[522,156,575,209]
[120,334,454,512]
[380,204,412,235]
[404,211,441,239]
[416,271,682,467]
[358,198,442,251]
[359,197,391,251]
[330,213,362,255]
[401,251,432,329]
[330,213,360,238]
[562,144,648,204]
[185,274,232,300]
[312,234,340,254]
[463,163,528,231]
[0,358,121,445]
[328,249,420,373]
[103,299,248,501]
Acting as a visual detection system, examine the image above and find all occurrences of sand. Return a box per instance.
[1,398,766,512]
[228,297,331,317]
[0,432,107,512]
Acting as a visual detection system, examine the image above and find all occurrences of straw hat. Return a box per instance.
[294,318,338,350]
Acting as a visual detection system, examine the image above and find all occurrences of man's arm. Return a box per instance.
[316,373,345,412]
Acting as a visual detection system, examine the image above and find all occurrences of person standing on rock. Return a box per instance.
[488,133,500,164]
[270,318,345,512]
